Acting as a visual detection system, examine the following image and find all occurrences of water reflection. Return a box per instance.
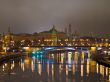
[0,50,110,82]
[87,59,90,76]
[20,59,25,71]
[38,64,42,75]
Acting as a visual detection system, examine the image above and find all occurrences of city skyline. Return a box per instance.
[0,0,110,35]
[1,25,110,38]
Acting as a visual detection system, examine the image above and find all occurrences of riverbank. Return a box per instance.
[0,53,27,64]
[91,54,110,67]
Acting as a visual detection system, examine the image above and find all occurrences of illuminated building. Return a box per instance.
[4,27,13,47]
[0,25,110,52]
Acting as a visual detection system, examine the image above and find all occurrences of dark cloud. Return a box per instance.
[0,0,110,35]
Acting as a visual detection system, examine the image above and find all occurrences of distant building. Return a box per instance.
[1,25,110,48]
[38,25,67,39]
[4,27,13,47]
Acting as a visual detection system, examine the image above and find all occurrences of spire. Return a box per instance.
[68,24,72,37]
[8,25,11,33]
[69,24,72,28]
[89,32,94,37]
[52,25,55,30]
[68,24,72,32]
[50,25,57,33]
[2,32,4,36]
[74,30,79,38]
[65,27,68,34]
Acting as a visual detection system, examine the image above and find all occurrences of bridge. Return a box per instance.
[31,47,76,57]
[31,46,90,64]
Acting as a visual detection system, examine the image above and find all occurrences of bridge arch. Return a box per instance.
[31,47,90,64]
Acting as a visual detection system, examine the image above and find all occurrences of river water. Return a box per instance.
[0,49,109,82]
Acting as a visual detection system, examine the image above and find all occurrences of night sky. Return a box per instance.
[0,0,110,35]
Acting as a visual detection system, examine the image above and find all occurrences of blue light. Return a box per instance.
[40,51,43,54]
[32,51,36,54]
[32,56,35,59]
[36,52,39,54]
[65,47,75,50]
[40,55,43,58]
[37,55,39,58]
[44,47,54,50]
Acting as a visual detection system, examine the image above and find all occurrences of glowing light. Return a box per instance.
[90,61,96,66]
[68,44,72,46]
[88,51,91,59]
[81,64,84,77]
[51,54,54,58]
[100,65,104,76]
[68,52,72,64]
[32,51,36,54]
[40,51,43,54]
[23,47,29,50]
[38,64,42,75]
[81,51,85,61]
[59,64,62,74]
[45,47,54,50]
[24,58,30,64]
[68,64,72,71]
[11,61,15,70]
[61,53,64,63]
[2,65,4,71]
[104,51,107,54]
[37,55,39,58]
[96,64,99,74]
[74,52,78,64]
[2,65,4,69]
[108,68,110,81]
[23,47,30,52]
[21,62,25,72]
[72,64,75,75]
[31,60,35,72]
[65,47,75,50]
[87,64,89,76]
[87,59,90,76]
[52,63,54,78]
[66,65,68,76]
[106,67,108,76]
[91,47,96,52]
[97,47,102,50]
[4,63,7,66]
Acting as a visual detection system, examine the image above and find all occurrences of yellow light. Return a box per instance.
[38,64,42,75]
[90,60,96,66]
[23,47,29,50]
[81,64,83,77]
[24,58,30,64]
[91,47,96,52]
[31,61,35,72]
[68,52,72,64]
[106,67,108,76]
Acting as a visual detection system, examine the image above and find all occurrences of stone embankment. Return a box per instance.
[0,53,27,64]
[92,54,110,67]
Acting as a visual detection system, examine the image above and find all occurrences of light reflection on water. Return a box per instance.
[0,50,110,82]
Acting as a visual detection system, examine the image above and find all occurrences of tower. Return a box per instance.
[8,26,11,33]
[51,25,57,46]
[89,32,94,37]
[2,32,5,50]
[68,24,72,37]
[65,27,68,35]
[4,26,13,47]
[74,30,79,38]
